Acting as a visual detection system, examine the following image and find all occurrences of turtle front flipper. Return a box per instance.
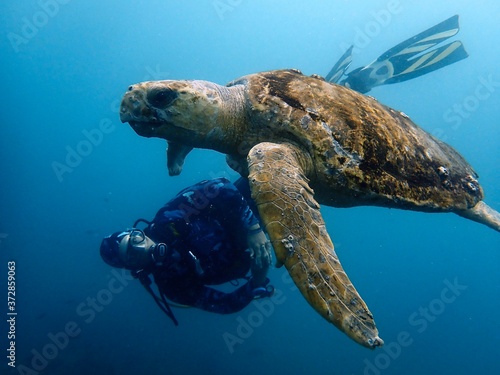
[166,141,193,176]
[247,142,383,349]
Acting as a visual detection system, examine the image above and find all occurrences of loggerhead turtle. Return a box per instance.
[119,69,500,349]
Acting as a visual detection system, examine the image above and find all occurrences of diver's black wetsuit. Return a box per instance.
[143,178,260,314]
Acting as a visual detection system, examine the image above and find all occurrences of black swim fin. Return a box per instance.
[325,45,353,83]
[335,15,469,93]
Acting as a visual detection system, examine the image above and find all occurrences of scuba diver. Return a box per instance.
[100,178,273,326]
[326,15,469,93]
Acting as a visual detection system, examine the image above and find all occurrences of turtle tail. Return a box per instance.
[456,201,500,232]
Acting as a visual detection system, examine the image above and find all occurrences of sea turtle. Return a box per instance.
[119,69,500,349]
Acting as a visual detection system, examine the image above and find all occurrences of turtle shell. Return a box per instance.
[230,69,483,211]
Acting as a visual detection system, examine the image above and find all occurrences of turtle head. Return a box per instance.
[120,79,246,175]
[120,80,238,147]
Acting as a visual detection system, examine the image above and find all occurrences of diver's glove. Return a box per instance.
[250,277,275,299]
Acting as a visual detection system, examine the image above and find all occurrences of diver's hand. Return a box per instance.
[247,224,271,287]
[246,224,272,272]
[251,278,275,299]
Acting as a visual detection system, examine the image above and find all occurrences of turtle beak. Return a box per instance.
[120,86,144,124]
[120,84,162,124]
[120,110,133,124]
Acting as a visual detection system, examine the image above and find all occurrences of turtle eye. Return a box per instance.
[147,88,178,108]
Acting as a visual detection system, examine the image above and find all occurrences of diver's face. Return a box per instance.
[118,229,156,270]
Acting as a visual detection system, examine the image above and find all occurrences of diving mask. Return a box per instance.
[118,229,156,270]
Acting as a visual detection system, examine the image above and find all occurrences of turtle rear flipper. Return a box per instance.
[247,141,383,349]
[457,201,500,232]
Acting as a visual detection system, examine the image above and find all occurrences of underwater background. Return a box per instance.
[1,0,499,374]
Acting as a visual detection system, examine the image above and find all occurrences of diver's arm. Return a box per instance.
[208,178,259,229]
[208,178,272,274]
[164,281,260,314]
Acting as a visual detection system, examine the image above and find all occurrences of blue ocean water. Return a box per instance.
[1,0,499,374]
